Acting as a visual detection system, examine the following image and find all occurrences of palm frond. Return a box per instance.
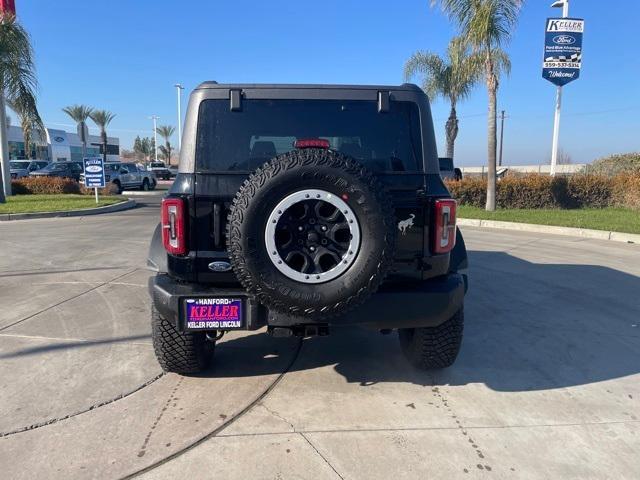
[155,125,175,140]
[62,104,94,123]
[89,110,116,129]
[404,36,482,104]
[1,15,45,145]
[0,14,37,97]
[433,0,523,49]
[404,51,448,101]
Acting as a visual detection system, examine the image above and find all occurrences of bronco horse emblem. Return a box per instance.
[398,214,415,235]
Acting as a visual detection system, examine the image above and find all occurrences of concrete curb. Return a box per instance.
[0,199,136,221]
[123,190,164,196]
[458,217,640,244]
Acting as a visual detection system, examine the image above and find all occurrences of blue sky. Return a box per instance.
[16,0,640,166]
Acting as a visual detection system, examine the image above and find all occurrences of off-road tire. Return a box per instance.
[398,307,464,370]
[141,178,150,191]
[227,148,396,320]
[151,305,214,374]
[113,180,123,194]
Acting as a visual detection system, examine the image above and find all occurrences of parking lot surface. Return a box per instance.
[0,199,638,479]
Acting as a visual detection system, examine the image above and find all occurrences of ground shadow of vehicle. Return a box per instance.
[207,249,640,393]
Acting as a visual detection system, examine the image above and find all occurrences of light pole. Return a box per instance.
[174,84,184,151]
[498,110,506,167]
[149,115,159,163]
[549,0,569,176]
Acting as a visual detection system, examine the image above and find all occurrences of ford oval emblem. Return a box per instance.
[85,165,102,173]
[553,35,575,45]
[208,261,232,272]
[54,136,65,142]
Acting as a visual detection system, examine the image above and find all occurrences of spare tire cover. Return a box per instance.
[227,148,396,320]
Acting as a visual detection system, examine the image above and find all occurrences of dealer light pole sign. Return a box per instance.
[543,1,584,176]
[83,158,105,204]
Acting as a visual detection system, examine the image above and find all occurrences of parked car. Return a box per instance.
[30,161,84,181]
[9,160,49,179]
[80,162,157,193]
[439,157,462,181]
[148,82,468,374]
[149,161,172,180]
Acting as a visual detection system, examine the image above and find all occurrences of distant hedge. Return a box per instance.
[445,174,640,210]
[11,177,119,196]
[589,152,640,176]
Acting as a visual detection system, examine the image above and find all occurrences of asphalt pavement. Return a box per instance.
[0,200,638,479]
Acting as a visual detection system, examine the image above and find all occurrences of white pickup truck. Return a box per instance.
[81,162,157,193]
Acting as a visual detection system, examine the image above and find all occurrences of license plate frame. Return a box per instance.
[182,297,245,331]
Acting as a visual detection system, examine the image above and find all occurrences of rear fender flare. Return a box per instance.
[147,223,168,273]
[450,227,468,273]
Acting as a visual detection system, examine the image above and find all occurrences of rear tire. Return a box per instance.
[151,305,214,374]
[398,307,464,370]
[141,178,150,191]
[113,180,123,194]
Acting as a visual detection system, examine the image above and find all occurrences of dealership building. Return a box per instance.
[6,125,120,162]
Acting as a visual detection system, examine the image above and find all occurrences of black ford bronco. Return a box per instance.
[147,82,468,374]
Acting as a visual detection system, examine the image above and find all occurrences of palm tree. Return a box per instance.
[8,85,46,160]
[155,125,175,164]
[62,104,93,159]
[432,0,522,211]
[89,110,115,163]
[404,36,481,160]
[0,13,43,202]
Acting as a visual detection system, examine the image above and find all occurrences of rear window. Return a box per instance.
[196,99,422,173]
[439,158,454,171]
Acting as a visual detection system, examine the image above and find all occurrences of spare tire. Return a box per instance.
[227,148,396,320]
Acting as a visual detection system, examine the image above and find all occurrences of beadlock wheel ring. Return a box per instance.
[265,189,361,284]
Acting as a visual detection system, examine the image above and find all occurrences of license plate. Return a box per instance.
[183,298,244,330]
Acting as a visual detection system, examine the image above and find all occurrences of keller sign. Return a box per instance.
[542,18,584,86]
[83,158,105,188]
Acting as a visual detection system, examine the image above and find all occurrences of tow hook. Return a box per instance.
[206,331,224,342]
[268,325,330,337]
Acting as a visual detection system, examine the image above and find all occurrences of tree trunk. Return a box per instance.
[102,130,108,163]
[485,61,498,212]
[24,130,31,159]
[445,104,459,160]
[0,94,11,200]
[80,121,87,159]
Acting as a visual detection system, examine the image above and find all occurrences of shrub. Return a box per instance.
[589,152,640,176]
[612,175,640,210]
[80,182,120,196]
[498,174,564,209]
[10,180,30,195]
[445,176,485,208]
[11,177,80,195]
[445,173,640,210]
[566,175,612,208]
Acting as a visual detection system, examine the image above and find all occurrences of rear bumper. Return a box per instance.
[149,273,466,332]
[149,274,268,330]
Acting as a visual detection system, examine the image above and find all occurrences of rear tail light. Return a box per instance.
[161,197,187,255]
[294,138,330,149]
[433,199,457,254]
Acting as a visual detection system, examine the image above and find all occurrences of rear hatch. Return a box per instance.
[191,96,429,283]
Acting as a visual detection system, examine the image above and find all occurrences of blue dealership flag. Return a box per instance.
[542,18,584,86]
